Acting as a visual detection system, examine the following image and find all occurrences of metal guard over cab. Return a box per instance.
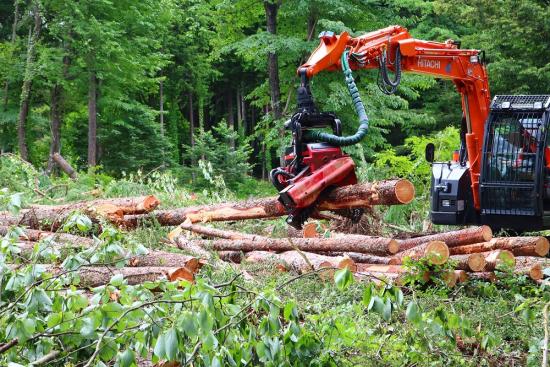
[431,95,550,230]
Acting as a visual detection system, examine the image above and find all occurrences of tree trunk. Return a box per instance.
[454,270,469,283]
[393,240,449,265]
[219,251,244,263]
[121,179,414,227]
[0,226,93,246]
[74,266,196,287]
[450,253,486,272]
[482,250,515,271]
[397,226,492,252]
[468,272,497,282]
[3,0,19,110]
[47,85,62,174]
[264,1,282,120]
[17,3,42,161]
[173,236,398,256]
[226,90,235,149]
[87,72,98,167]
[128,250,203,270]
[159,76,165,165]
[52,153,77,179]
[449,237,549,257]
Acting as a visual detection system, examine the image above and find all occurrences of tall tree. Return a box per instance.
[264,0,282,120]
[17,1,41,161]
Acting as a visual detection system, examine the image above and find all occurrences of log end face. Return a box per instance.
[468,253,486,272]
[425,241,449,265]
[481,225,493,242]
[338,257,357,272]
[529,263,543,280]
[394,179,415,204]
[143,195,161,211]
[388,239,400,254]
[535,237,550,256]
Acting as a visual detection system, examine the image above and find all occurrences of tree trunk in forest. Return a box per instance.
[226,90,235,149]
[87,72,98,167]
[3,0,19,110]
[159,76,165,165]
[172,236,399,256]
[397,226,492,252]
[188,93,196,180]
[264,1,282,120]
[52,153,77,179]
[17,3,42,161]
[449,237,549,257]
[122,179,414,228]
[47,85,62,173]
[393,240,449,265]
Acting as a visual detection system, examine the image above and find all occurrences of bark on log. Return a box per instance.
[128,251,203,271]
[0,196,160,230]
[449,237,549,257]
[172,236,211,258]
[482,250,516,271]
[218,251,244,263]
[8,265,197,288]
[441,271,457,288]
[121,179,414,227]
[468,272,497,282]
[52,153,77,180]
[450,253,486,272]
[397,226,492,252]
[0,226,93,246]
[454,270,469,283]
[319,252,401,265]
[393,241,449,265]
[243,250,355,275]
[514,256,549,280]
[355,271,402,284]
[173,236,399,256]
[170,222,260,241]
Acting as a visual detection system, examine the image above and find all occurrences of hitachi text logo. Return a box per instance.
[418,59,440,69]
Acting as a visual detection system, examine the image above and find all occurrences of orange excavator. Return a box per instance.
[271,25,550,230]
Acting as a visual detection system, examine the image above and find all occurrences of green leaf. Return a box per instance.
[371,296,384,315]
[283,301,298,321]
[406,302,421,323]
[153,333,165,359]
[165,328,178,360]
[382,298,392,321]
[118,349,135,367]
[110,273,124,287]
[179,311,198,337]
[334,267,353,290]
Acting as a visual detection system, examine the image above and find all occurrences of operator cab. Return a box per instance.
[430,95,550,230]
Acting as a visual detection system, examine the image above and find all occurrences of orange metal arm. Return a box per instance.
[299,25,491,210]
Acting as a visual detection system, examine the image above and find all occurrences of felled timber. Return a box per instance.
[450,253,486,272]
[449,237,549,257]
[397,226,492,252]
[393,240,449,265]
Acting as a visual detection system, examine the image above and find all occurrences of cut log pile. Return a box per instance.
[1,180,549,289]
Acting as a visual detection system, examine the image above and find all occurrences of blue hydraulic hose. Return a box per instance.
[303,50,369,146]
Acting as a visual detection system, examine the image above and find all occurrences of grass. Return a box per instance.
[1,157,548,366]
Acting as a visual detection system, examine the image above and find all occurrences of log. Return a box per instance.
[172,236,399,256]
[450,253,486,272]
[468,272,497,282]
[169,222,260,241]
[514,256,549,280]
[449,237,549,257]
[172,236,211,258]
[121,179,414,227]
[128,251,203,271]
[244,250,355,274]
[393,241,449,265]
[319,252,401,265]
[454,270,469,283]
[0,226,93,247]
[441,271,457,288]
[397,226,492,252]
[8,265,197,287]
[0,195,160,230]
[52,153,77,179]
[482,250,516,271]
[355,271,402,284]
[218,251,244,263]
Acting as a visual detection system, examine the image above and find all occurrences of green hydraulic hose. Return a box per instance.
[303,49,369,146]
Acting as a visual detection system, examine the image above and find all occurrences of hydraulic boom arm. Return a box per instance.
[299,25,491,209]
